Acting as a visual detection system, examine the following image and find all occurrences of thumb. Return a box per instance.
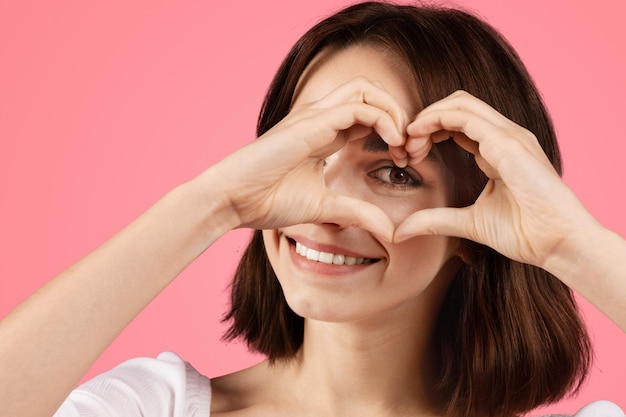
[319,193,395,242]
[394,206,474,243]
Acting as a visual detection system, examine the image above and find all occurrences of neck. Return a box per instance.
[286,303,442,417]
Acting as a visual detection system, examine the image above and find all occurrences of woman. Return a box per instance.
[1,2,624,417]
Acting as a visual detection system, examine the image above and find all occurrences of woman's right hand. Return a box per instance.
[0,77,409,417]
[204,77,408,241]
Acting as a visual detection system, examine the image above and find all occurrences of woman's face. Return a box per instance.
[263,44,461,325]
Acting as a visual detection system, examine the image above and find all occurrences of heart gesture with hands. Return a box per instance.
[395,90,596,271]
[213,83,595,273]
[210,77,409,241]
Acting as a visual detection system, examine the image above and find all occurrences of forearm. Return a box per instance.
[0,173,238,417]
[545,220,626,332]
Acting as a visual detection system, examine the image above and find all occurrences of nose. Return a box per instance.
[322,151,359,199]
[319,151,358,229]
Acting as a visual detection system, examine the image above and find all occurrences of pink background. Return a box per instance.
[1,0,624,414]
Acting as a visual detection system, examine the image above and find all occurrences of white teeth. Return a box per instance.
[332,254,345,265]
[318,252,334,264]
[296,242,305,256]
[306,249,320,261]
[293,241,374,266]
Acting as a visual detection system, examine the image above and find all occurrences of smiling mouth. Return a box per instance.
[288,238,380,266]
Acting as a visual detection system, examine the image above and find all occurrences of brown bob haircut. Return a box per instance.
[224,2,592,417]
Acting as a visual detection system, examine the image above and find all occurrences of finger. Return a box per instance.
[430,129,476,151]
[342,124,374,142]
[319,193,395,242]
[404,136,429,154]
[404,137,431,167]
[389,145,408,168]
[407,108,493,142]
[412,91,544,154]
[430,130,499,179]
[394,206,475,243]
[406,108,512,171]
[312,76,408,144]
[410,108,556,182]
[417,90,509,128]
[305,102,405,158]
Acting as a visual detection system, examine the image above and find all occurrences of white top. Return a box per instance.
[53,352,624,417]
[53,352,210,417]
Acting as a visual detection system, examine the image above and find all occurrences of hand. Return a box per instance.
[208,77,409,241]
[395,91,596,269]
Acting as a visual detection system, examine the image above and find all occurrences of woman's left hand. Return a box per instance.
[394,90,597,271]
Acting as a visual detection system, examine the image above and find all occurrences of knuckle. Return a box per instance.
[452,89,469,99]
[520,127,539,144]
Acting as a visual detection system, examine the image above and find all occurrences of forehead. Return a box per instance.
[292,44,422,117]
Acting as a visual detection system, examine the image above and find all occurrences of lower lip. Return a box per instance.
[287,239,377,276]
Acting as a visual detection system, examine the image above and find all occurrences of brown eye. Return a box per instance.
[389,167,411,185]
[368,165,422,189]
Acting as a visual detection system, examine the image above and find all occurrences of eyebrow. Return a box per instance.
[362,134,440,163]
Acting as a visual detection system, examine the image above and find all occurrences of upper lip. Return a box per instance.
[286,234,382,260]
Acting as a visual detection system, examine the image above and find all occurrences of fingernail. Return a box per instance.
[374,229,393,243]
[406,122,419,135]
[394,157,408,168]
[392,230,406,244]
[406,137,428,151]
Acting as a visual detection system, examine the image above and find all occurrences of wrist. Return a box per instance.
[177,167,243,246]
[541,214,601,283]
[542,212,622,287]
[544,218,626,330]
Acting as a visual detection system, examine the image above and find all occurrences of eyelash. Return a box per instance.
[368,165,423,189]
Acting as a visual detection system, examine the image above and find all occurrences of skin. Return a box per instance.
[222,45,463,416]
[263,45,460,325]
[1,42,625,417]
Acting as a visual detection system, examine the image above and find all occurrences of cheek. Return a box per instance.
[374,191,449,227]
[383,201,419,226]
[385,235,459,285]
